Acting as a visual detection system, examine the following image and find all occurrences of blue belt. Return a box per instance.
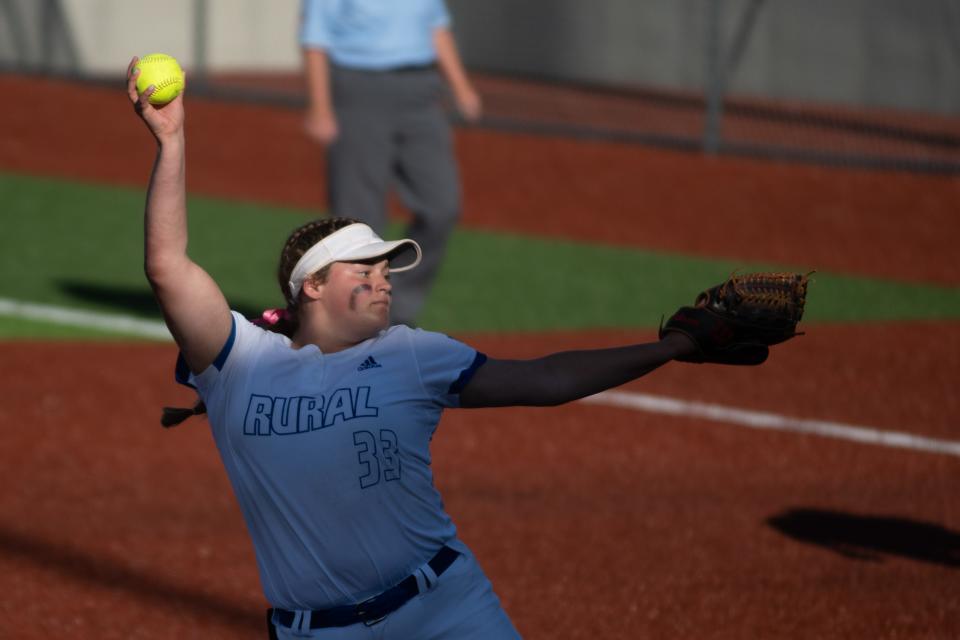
[270,545,460,630]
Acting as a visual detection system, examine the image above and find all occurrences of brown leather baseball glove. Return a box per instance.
[660,271,811,365]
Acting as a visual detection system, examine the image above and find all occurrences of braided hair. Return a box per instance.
[161,216,360,427]
[264,216,360,338]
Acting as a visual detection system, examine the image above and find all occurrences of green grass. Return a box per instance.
[0,173,298,321]
[2,171,959,339]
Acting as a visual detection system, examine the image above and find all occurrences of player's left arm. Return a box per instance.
[459,333,695,408]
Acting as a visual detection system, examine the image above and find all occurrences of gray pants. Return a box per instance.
[328,64,461,327]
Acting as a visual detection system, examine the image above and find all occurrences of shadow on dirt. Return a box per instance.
[0,524,262,631]
[58,280,262,321]
[767,507,960,568]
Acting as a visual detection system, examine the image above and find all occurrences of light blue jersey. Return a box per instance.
[182,312,485,610]
[300,0,451,70]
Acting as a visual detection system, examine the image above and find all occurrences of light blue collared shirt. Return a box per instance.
[300,0,451,71]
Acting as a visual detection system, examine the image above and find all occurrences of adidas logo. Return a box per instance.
[357,356,382,371]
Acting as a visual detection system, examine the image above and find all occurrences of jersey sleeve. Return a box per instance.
[406,328,486,408]
[299,0,333,49]
[175,311,266,400]
[430,0,452,29]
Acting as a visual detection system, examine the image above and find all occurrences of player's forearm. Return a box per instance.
[461,334,695,408]
[303,49,334,116]
[525,337,691,405]
[433,28,471,94]
[143,135,190,282]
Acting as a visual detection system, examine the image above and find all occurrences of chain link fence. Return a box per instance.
[449,0,959,174]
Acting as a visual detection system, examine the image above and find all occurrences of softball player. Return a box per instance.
[129,58,696,639]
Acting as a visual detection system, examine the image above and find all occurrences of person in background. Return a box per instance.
[300,0,482,327]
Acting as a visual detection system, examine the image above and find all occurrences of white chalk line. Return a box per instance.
[582,390,960,458]
[0,297,172,340]
[3,297,957,458]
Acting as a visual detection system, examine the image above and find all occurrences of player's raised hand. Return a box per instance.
[127,56,185,143]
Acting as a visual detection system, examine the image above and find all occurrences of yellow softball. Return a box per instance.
[135,53,184,105]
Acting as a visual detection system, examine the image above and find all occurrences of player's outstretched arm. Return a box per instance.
[459,333,695,408]
[128,57,231,375]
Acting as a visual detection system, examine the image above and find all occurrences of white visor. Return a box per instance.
[287,223,422,298]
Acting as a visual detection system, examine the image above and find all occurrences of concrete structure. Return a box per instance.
[0,0,301,75]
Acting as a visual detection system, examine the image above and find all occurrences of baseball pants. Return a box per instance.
[269,550,521,639]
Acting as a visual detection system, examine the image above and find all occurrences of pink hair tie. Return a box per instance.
[254,308,289,327]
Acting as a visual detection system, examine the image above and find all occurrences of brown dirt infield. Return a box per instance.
[1,332,958,639]
[0,74,958,639]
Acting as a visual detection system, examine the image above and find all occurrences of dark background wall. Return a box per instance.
[448,0,960,115]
